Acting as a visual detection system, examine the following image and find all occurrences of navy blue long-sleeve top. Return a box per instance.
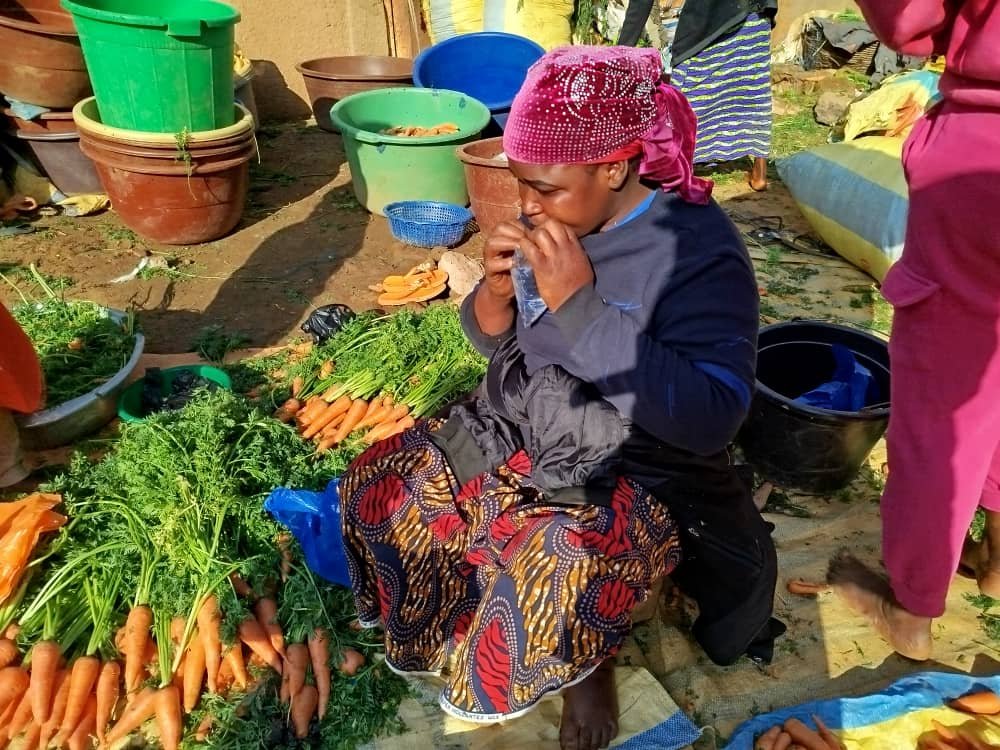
[461,190,759,457]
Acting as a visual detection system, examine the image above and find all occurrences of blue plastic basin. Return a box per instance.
[413,32,544,131]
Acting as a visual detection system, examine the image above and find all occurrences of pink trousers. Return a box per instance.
[880,103,1000,617]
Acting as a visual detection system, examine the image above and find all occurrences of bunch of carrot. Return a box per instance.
[0,588,366,750]
[274,379,415,454]
[754,716,845,750]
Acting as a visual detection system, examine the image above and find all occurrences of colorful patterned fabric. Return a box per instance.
[341,422,683,722]
[502,45,713,204]
[671,14,773,163]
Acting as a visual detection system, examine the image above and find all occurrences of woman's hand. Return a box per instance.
[482,220,526,302]
[521,219,595,311]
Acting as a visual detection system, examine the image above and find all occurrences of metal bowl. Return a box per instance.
[16,308,145,449]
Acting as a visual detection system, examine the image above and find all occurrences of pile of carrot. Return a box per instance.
[0,591,366,750]
[754,716,845,750]
[274,375,415,453]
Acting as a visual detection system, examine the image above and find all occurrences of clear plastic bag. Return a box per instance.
[511,249,548,327]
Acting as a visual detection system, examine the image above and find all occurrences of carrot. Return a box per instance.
[0,666,27,714]
[3,624,19,640]
[0,639,18,669]
[273,397,302,423]
[320,360,335,378]
[812,716,844,750]
[224,645,249,691]
[56,655,100,745]
[39,668,72,749]
[296,396,325,426]
[238,618,282,674]
[315,436,337,454]
[285,644,309,701]
[182,626,206,713]
[280,662,291,705]
[290,376,304,398]
[783,718,829,750]
[104,685,157,747]
[317,409,348,439]
[229,572,255,600]
[66,695,96,750]
[155,685,182,750]
[338,648,365,676]
[786,580,830,596]
[197,595,222,694]
[195,714,215,742]
[355,404,393,431]
[365,418,406,445]
[18,722,40,750]
[773,732,793,750]
[94,660,121,745]
[330,398,370,444]
[0,695,17,736]
[28,640,60,724]
[290,684,318,739]
[5,686,34,743]
[949,691,1000,715]
[301,396,353,439]
[383,415,415,440]
[254,598,285,657]
[123,605,153,696]
[308,629,331,720]
[277,533,293,582]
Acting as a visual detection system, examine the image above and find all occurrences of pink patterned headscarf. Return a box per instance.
[502,46,712,205]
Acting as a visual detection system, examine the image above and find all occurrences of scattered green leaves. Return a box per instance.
[191,324,252,362]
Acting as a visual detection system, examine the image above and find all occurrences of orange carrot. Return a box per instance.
[786,579,830,596]
[320,360,335,379]
[338,648,365,676]
[224,645,249,691]
[94,660,121,745]
[331,398,369,444]
[273,397,302,423]
[0,698,18,746]
[155,685,182,750]
[182,626,206,713]
[0,639,18,669]
[277,533,294,582]
[296,396,325,426]
[39,668,72,749]
[285,643,309,701]
[5,686,34,743]
[66,695,96,750]
[56,655,100,745]
[290,684,319,739]
[315,436,337,454]
[364,418,405,445]
[280,661,291,705]
[254,598,285,657]
[195,713,215,742]
[0,666,27,715]
[355,404,393,431]
[197,595,222,694]
[123,605,153,696]
[18,721,40,750]
[290,376,304,398]
[383,415,415,440]
[317,409,348,439]
[238,618,282,674]
[229,572,255,600]
[375,404,410,427]
[104,685,157,747]
[28,640,60,724]
[2,624,19,641]
[302,396,353,439]
[308,629,331,720]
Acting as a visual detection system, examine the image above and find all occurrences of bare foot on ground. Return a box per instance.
[749,157,769,192]
[560,659,618,750]
[960,536,1000,599]
[827,552,933,661]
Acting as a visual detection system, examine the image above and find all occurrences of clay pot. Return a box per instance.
[74,98,255,245]
[457,137,520,236]
[296,56,413,133]
[0,0,91,108]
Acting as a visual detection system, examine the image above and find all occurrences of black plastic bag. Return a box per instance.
[300,303,355,345]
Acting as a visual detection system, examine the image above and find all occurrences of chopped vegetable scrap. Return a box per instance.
[380,122,460,137]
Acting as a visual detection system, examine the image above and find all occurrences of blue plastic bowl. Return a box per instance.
[413,32,545,131]
[384,201,474,248]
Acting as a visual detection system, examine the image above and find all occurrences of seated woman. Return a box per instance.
[340,46,780,750]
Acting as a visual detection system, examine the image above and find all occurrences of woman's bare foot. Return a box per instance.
[560,660,618,750]
[749,156,769,192]
[959,535,1000,599]
[827,552,933,661]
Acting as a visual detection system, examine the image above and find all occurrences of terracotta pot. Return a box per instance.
[457,137,520,235]
[0,0,91,108]
[79,133,253,245]
[296,56,413,133]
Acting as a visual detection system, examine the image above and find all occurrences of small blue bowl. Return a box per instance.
[384,201,474,248]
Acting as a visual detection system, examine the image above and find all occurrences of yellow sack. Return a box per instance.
[483,0,573,50]
[421,0,484,44]
[777,137,907,282]
[840,69,942,142]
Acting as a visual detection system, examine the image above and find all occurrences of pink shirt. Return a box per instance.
[856,0,1000,108]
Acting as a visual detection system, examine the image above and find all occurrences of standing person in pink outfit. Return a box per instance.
[830,1,1000,660]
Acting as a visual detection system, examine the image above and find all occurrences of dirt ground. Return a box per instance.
[0,121,817,355]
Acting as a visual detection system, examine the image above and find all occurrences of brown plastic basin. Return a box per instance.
[296,56,413,133]
[457,137,520,235]
[0,0,91,108]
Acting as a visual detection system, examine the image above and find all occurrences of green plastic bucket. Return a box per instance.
[330,88,490,215]
[60,0,240,133]
[117,365,231,422]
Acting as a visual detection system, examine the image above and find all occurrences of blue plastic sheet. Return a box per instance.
[795,344,875,412]
[264,479,351,588]
[4,95,49,121]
